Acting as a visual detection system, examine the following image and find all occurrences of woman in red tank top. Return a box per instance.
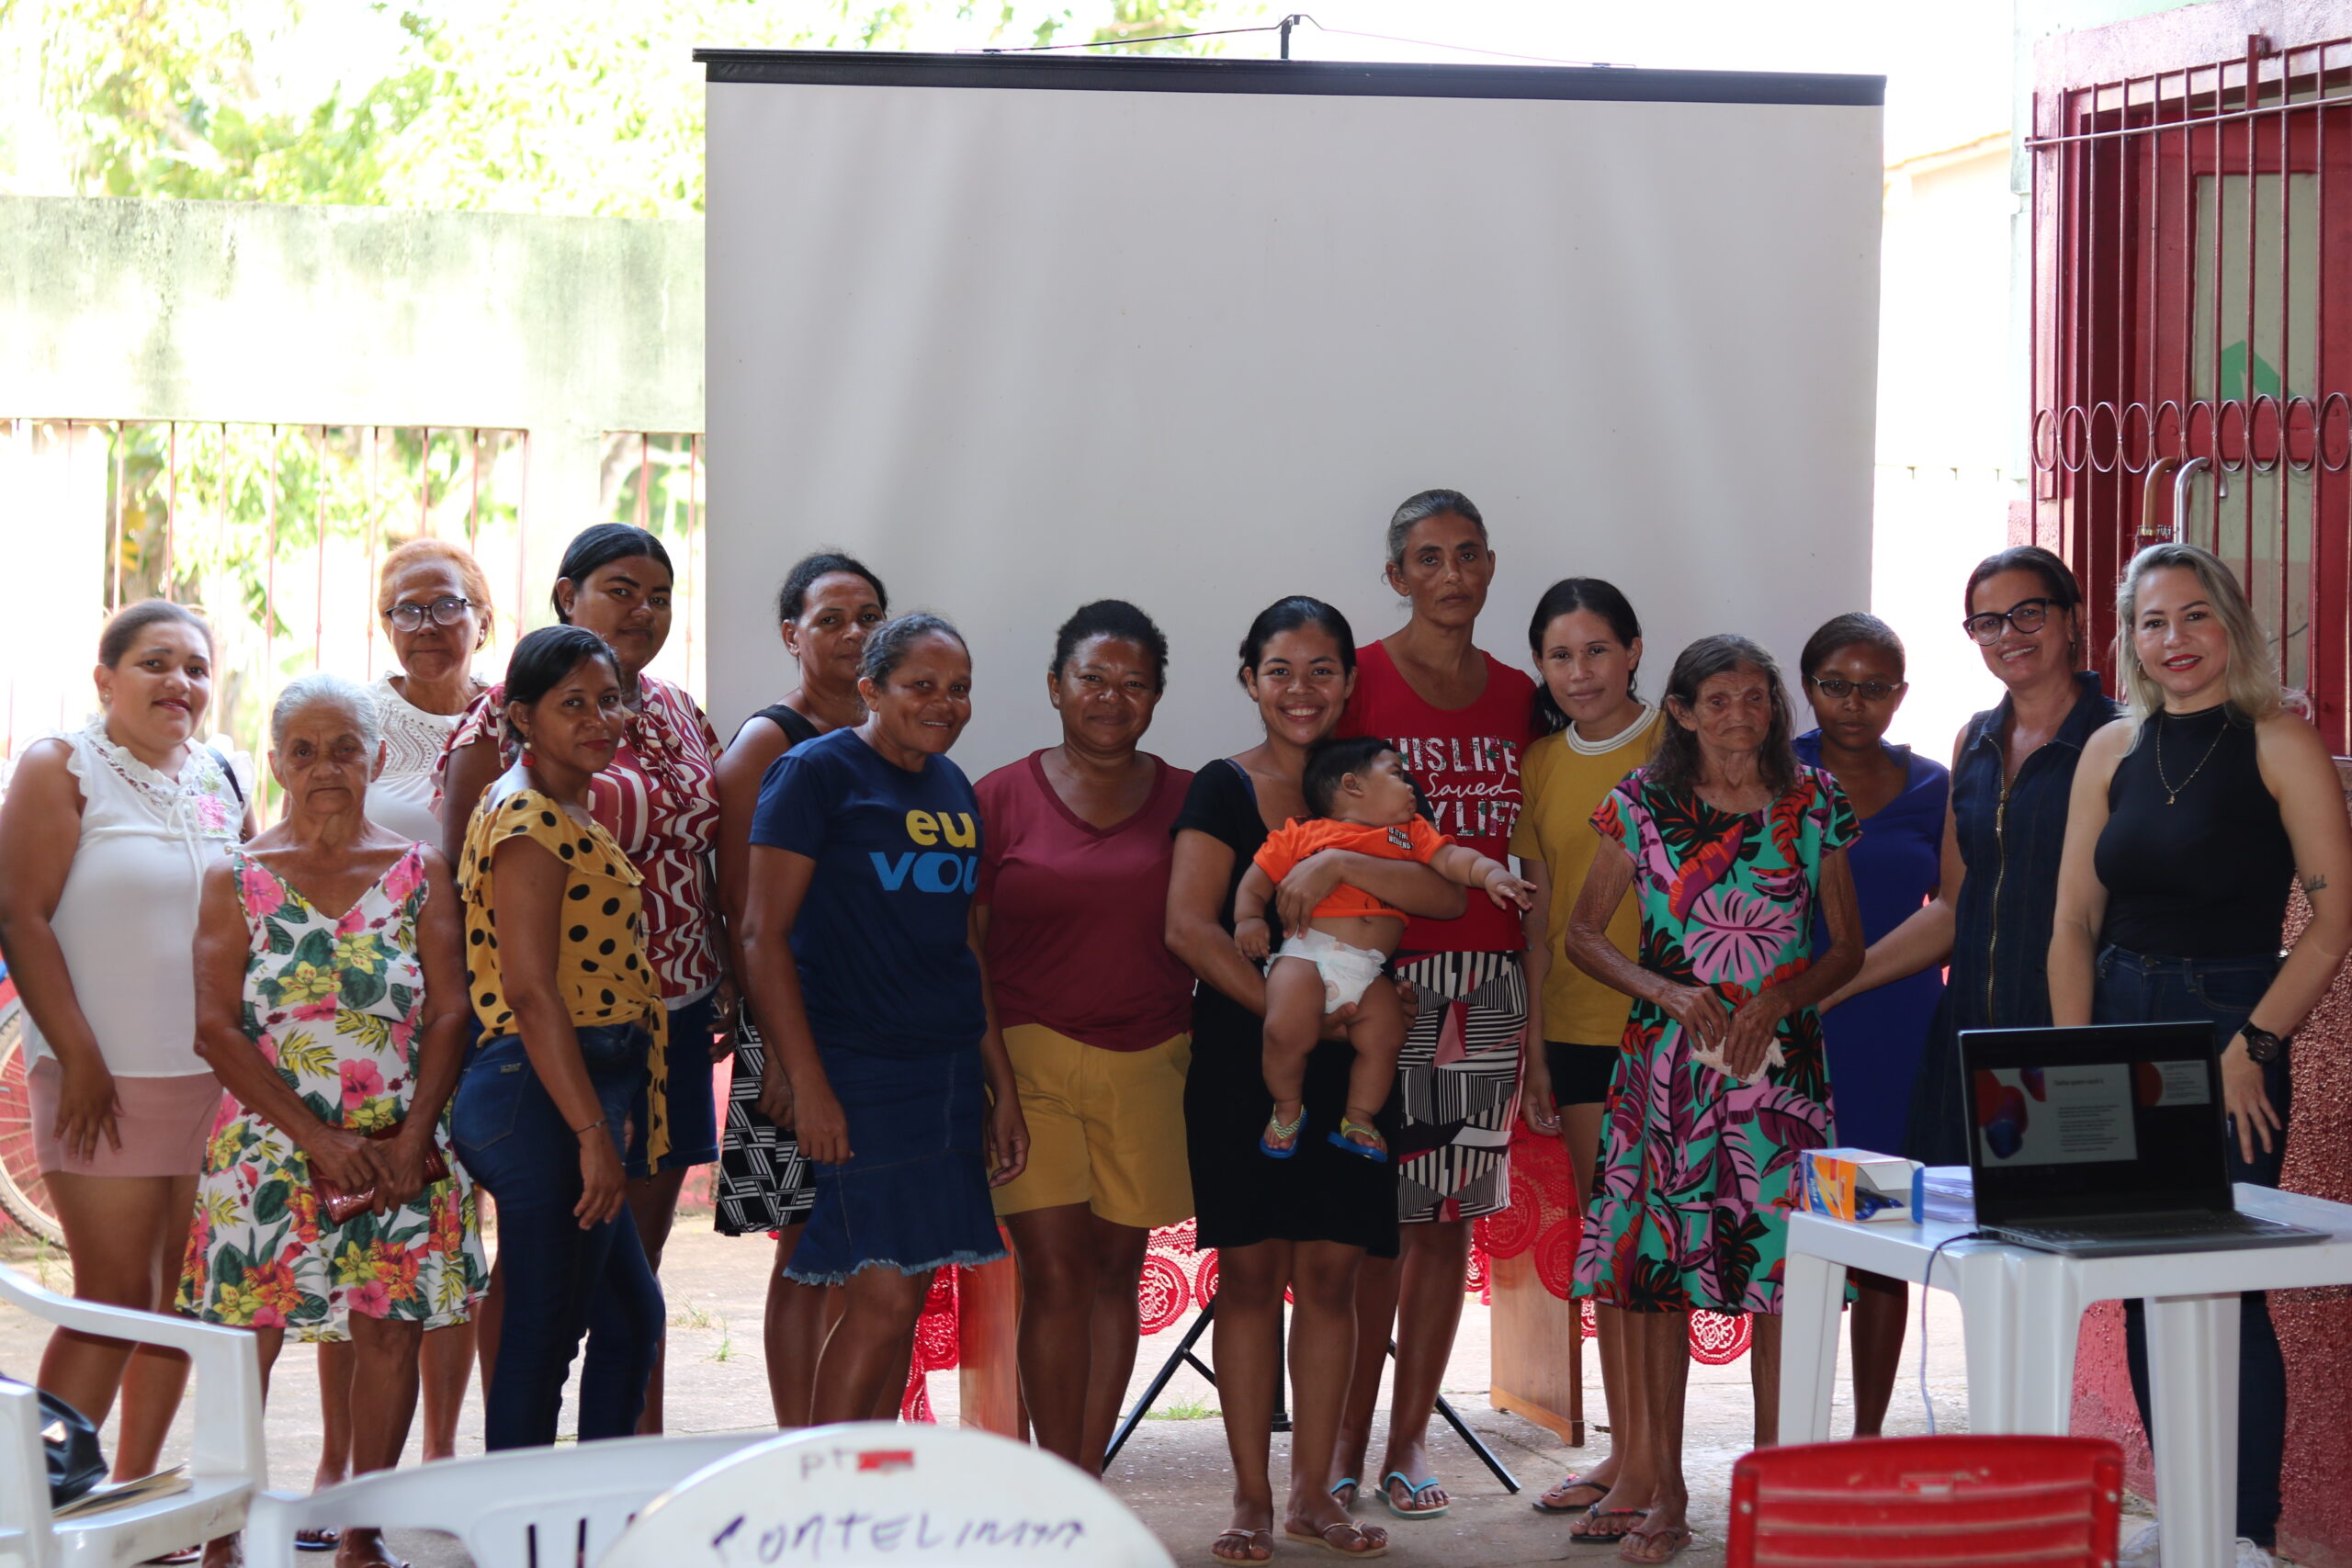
[1307,490,1540,1521]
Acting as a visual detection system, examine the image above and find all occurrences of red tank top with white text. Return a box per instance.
[1337,639,1536,954]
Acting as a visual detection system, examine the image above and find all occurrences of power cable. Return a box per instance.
[978,12,1626,67]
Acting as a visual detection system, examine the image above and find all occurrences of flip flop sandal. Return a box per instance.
[1616,1525,1694,1565]
[1380,1472,1448,1518]
[1570,1506,1652,1543]
[1211,1527,1274,1562]
[296,1529,341,1551]
[1532,1475,1610,1514]
[1284,1521,1389,1557]
[1260,1107,1306,1158]
[1330,1476,1361,1509]
[1328,1118,1389,1162]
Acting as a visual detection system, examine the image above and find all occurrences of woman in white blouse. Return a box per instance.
[0,600,253,1479]
[352,538,495,1477]
[369,539,494,844]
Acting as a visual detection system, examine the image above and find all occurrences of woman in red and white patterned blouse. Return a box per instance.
[438,524,727,1435]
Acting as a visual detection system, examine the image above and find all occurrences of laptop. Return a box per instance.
[1959,1021,2326,1257]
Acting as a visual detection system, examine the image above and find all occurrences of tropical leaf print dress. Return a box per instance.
[1572,765,1857,1316]
[179,844,487,1337]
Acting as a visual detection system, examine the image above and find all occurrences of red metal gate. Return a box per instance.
[2029,22,2352,753]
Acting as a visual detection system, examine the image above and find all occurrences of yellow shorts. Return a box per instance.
[991,1025,1193,1229]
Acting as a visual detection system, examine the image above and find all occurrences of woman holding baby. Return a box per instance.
[1564,634,1865,1566]
[1167,595,1468,1562]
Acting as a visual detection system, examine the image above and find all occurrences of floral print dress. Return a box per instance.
[179,844,487,1337]
[1572,765,1857,1316]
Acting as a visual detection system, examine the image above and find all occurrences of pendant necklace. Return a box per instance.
[2154,710,2225,806]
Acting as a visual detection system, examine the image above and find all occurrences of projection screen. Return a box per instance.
[700,51,1883,776]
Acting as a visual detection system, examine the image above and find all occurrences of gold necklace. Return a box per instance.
[2154,710,2226,806]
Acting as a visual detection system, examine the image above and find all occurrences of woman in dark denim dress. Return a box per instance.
[2050,544,2352,1564]
[1826,547,2121,1165]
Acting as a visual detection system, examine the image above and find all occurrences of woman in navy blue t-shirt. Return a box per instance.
[733,614,1030,1424]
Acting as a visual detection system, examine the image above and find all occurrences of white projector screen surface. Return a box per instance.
[703,54,1883,780]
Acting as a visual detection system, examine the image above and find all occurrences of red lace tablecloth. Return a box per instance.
[898,1124,1748,1417]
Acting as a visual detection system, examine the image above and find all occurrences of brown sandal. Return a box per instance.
[1285,1520,1390,1557]
[1617,1524,1693,1564]
[1211,1527,1274,1562]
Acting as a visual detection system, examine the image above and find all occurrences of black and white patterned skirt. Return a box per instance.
[1390,950,1527,1224]
[713,1015,816,1234]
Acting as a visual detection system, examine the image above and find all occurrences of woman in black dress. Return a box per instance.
[1165,597,1464,1563]
[712,551,888,1427]
[2051,543,2352,1563]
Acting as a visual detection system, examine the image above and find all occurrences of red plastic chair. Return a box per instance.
[1725,1436,2125,1568]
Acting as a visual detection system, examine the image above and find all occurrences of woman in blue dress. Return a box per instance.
[1794,613,1948,1438]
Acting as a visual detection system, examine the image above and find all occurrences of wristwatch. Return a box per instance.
[2240,1024,2288,1064]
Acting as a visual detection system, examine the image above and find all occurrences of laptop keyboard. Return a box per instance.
[2006,1212,2297,1244]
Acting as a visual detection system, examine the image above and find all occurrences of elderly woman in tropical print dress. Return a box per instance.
[1563,636,1862,1568]
[181,674,480,1568]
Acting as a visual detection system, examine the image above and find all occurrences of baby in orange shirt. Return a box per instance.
[1235,736,1532,1161]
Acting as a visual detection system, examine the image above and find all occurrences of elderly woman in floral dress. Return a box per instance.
[181,673,481,1568]
[1563,636,1863,1566]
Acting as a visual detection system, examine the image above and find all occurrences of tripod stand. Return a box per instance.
[1102,1299,1521,1492]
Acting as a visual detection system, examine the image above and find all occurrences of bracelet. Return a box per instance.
[571,1117,608,1138]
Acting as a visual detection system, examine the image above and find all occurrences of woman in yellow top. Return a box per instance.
[447,625,667,1450]
[1509,579,1664,1540]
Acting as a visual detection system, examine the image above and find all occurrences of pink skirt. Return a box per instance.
[29,1058,221,1178]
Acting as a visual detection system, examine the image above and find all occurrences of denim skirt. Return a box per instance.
[781,1042,1006,1285]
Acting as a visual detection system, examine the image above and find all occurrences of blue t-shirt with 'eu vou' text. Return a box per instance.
[750,727,986,1059]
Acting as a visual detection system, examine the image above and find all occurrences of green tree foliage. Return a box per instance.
[1,0,1266,215]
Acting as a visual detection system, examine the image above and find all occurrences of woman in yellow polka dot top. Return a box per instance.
[446,625,667,1450]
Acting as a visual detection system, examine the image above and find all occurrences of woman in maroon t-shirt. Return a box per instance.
[1318,489,1538,1521]
[975,600,1196,1475]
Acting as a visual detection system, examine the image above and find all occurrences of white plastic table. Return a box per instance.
[1781,1184,2352,1568]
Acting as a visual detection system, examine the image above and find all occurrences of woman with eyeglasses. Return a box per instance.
[1825,547,2121,1167]
[1791,613,1947,1439]
[371,540,496,846]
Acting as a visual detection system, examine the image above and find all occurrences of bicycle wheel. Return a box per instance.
[0,998,64,1246]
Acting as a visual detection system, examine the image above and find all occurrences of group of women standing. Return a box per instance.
[3,488,2346,1568]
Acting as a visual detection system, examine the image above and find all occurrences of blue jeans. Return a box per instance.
[2093,944,2289,1546]
[451,1025,665,1451]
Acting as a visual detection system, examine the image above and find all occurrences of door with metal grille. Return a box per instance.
[2030,15,2352,752]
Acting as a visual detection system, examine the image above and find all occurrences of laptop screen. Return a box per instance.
[1958,1021,2230,1223]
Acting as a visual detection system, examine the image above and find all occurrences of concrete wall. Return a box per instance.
[0,196,704,531]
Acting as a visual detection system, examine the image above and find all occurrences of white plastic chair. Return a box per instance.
[0,1263,267,1568]
[243,1431,772,1568]
[596,1422,1176,1568]
[2,1380,55,1568]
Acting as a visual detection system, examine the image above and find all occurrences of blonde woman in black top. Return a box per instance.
[2050,542,2352,1566]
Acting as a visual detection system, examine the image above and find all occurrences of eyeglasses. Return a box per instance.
[385,596,475,632]
[1961,597,2056,645]
[1809,675,1900,702]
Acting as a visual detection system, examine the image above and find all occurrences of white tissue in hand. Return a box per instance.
[1690,1036,1784,1086]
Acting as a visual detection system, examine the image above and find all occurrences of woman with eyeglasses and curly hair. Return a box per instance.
[1826,547,2123,1168]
